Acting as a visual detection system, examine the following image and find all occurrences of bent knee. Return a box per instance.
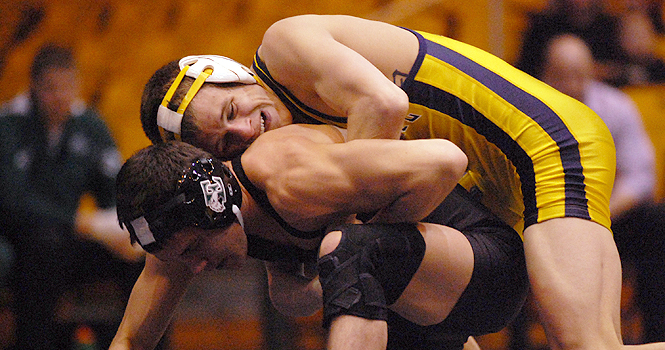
[319,230,342,257]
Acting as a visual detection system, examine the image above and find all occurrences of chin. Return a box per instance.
[215,256,246,270]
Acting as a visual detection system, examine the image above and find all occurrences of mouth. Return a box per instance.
[260,112,266,135]
[214,256,228,270]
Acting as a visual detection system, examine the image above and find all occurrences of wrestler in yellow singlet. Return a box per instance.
[253,29,615,235]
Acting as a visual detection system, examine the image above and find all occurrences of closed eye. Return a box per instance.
[180,237,202,257]
[228,102,237,121]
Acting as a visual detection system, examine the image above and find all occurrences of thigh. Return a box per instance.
[389,223,474,326]
[386,222,528,346]
[391,185,528,333]
[523,218,623,343]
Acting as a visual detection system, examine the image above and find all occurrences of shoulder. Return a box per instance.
[585,81,641,127]
[0,95,34,131]
[586,81,637,110]
[0,93,31,116]
[241,124,344,184]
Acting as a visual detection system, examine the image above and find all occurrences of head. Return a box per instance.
[140,55,292,160]
[620,11,658,62]
[116,141,246,273]
[29,43,80,126]
[540,34,594,101]
[550,0,603,23]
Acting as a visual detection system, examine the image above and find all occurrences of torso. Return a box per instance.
[253,20,614,233]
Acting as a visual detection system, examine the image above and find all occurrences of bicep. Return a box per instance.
[260,15,408,139]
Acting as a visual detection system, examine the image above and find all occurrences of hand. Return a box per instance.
[75,208,145,262]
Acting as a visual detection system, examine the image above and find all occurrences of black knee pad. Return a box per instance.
[317,223,426,328]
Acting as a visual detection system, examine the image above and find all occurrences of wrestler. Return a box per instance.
[109,124,527,350]
[136,14,665,350]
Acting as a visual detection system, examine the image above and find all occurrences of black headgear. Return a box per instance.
[123,158,243,253]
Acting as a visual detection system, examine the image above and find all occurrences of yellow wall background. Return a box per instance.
[0,0,548,160]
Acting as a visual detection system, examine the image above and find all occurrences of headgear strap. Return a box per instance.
[122,158,243,253]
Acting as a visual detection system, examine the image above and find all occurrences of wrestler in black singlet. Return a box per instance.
[231,157,528,349]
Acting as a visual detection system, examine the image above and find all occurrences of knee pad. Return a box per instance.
[317,223,426,328]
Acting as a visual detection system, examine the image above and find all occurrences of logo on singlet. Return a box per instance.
[402,113,422,133]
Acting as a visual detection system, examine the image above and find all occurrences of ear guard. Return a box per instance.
[157,55,257,142]
[122,157,243,253]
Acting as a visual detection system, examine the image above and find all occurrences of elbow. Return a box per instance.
[438,140,467,182]
[378,89,410,138]
[385,88,410,124]
[349,87,409,140]
[450,145,468,180]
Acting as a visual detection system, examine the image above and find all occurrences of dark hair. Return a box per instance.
[115,141,212,244]
[140,60,201,144]
[30,43,76,84]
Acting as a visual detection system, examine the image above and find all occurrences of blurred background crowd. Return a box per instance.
[0,0,664,349]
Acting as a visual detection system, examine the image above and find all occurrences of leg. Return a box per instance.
[523,217,629,350]
[319,222,475,350]
[319,230,388,350]
[388,223,473,325]
[328,315,387,350]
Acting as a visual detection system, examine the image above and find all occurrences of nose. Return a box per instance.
[180,255,209,274]
[227,117,255,143]
[189,258,209,274]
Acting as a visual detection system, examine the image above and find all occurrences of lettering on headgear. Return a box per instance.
[200,176,227,213]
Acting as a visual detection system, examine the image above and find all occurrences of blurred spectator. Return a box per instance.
[622,0,665,35]
[0,235,13,287]
[616,6,665,86]
[0,43,144,350]
[515,0,625,82]
[541,34,665,344]
[516,0,665,86]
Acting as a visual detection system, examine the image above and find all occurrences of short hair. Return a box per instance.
[140,60,202,144]
[115,141,212,243]
[30,43,76,84]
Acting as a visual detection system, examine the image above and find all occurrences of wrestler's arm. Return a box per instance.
[259,15,417,141]
[110,254,193,350]
[265,260,323,317]
[241,124,467,229]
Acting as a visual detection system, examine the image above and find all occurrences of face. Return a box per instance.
[152,222,248,275]
[542,62,590,101]
[541,36,594,102]
[32,67,79,126]
[188,84,293,159]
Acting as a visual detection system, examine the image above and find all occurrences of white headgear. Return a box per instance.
[156,55,257,141]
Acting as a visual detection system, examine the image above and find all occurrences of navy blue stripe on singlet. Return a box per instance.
[407,80,539,226]
[253,52,347,125]
[406,30,589,223]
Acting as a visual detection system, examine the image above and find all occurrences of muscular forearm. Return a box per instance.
[110,256,192,350]
[344,91,408,142]
[322,137,468,222]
